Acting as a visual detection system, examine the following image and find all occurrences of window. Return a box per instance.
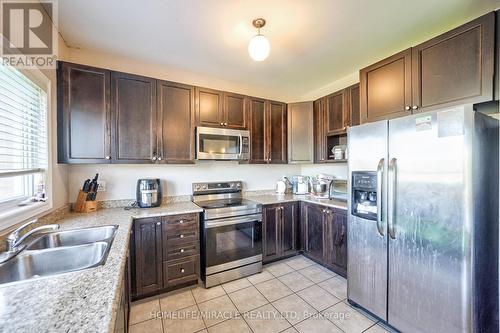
[0,63,48,210]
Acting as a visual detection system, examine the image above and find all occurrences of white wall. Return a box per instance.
[68,162,304,202]
[67,162,348,202]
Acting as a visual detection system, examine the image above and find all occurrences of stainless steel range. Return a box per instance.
[192,181,262,288]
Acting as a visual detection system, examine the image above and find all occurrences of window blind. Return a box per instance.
[0,63,47,178]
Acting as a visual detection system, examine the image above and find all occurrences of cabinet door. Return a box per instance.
[157,81,195,163]
[348,84,360,127]
[132,218,162,298]
[249,97,268,163]
[57,61,111,163]
[313,98,327,163]
[224,92,247,129]
[263,205,280,262]
[360,48,412,124]
[281,202,299,256]
[325,90,345,135]
[287,102,313,164]
[111,72,156,163]
[412,12,494,111]
[196,87,223,127]
[304,204,324,261]
[268,101,287,164]
[325,209,347,277]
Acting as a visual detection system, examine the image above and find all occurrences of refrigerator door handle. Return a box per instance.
[388,157,397,239]
[376,158,385,237]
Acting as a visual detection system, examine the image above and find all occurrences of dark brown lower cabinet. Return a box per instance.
[131,213,200,300]
[131,217,162,298]
[263,202,299,263]
[324,209,347,276]
[302,203,324,261]
[302,203,347,277]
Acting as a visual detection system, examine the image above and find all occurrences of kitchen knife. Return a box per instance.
[82,179,91,192]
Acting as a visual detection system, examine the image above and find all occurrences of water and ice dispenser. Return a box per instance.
[351,171,378,220]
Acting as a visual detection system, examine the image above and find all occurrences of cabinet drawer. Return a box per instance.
[165,242,199,261]
[163,214,199,230]
[163,255,199,288]
[164,227,198,243]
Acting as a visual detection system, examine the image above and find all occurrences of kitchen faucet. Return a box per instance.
[0,220,59,263]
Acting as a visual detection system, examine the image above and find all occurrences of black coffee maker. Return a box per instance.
[136,179,162,208]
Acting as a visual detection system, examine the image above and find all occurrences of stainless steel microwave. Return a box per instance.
[196,127,250,160]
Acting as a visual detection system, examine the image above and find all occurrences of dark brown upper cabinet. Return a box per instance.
[196,87,223,127]
[249,98,287,164]
[268,101,287,164]
[313,84,358,163]
[313,97,326,163]
[157,81,195,163]
[325,90,345,135]
[348,84,360,127]
[196,88,247,129]
[360,48,413,123]
[57,61,111,163]
[111,72,157,164]
[360,12,495,124]
[411,12,494,111]
[223,92,247,129]
[249,97,267,163]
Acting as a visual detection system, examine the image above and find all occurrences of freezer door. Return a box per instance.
[347,120,388,320]
[387,106,472,332]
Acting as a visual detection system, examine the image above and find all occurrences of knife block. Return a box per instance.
[74,190,98,213]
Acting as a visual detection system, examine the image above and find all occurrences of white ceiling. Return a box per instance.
[57,0,498,101]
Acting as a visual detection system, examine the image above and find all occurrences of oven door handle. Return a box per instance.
[205,214,263,228]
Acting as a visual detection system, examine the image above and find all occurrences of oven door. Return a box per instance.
[196,127,249,160]
[204,214,262,273]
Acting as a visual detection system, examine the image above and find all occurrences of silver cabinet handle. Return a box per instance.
[157,156,162,161]
[404,106,410,111]
[156,222,161,226]
[180,234,184,238]
[376,158,385,237]
[220,122,224,126]
[180,248,185,253]
[224,122,228,126]
[152,156,157,161]
[179,220,184,224]
[388,158,397,239]
[180,268,185,273]
[411,105,418,110]
[105,156,111,160]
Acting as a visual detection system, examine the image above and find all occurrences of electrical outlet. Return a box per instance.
[97,180,106,192]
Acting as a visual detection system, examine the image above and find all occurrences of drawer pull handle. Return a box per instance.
[156,222,161,226]
[179,220,184,224]
[180,268,185,273]
[180,249,185,253]
[180,234,184,238]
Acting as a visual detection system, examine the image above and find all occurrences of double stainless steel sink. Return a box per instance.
[0,225,118,285]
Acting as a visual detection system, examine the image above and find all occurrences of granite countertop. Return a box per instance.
[0,194,344,332]
[244,193,348,210]
[0,201,202,333]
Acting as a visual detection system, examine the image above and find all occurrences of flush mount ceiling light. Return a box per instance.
[248,18,270,61]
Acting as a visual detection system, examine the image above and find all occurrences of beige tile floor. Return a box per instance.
[129,255,393,333]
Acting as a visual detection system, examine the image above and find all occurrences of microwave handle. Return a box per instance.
[239,133,243,157]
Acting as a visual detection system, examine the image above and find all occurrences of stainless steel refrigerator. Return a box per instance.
[347,105,499,332]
